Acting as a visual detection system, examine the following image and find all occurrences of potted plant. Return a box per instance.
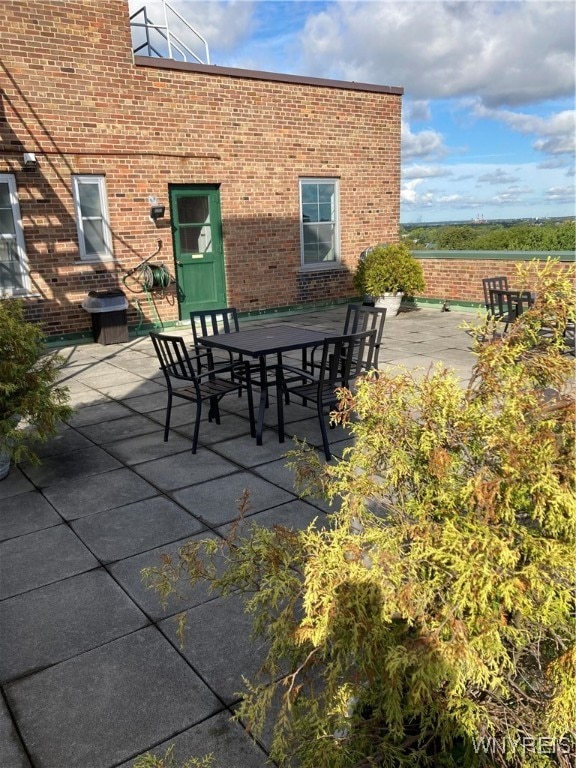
[0,299,72,479]
[353,242,425,316]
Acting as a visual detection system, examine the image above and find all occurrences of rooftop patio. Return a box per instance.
[0,305,477,768]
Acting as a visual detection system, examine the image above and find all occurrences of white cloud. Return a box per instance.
[477,169,521,185]
[472,103,575,159]
[404,100,432,122]
[401,161,574,220]
[402,120,447,159]
[128,0,256,56]
[299,1,574,107]
[403,164,453,180]
[546,186,575,203]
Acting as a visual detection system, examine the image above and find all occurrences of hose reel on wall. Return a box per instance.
[138,263,171,291]
[122,239,175,333]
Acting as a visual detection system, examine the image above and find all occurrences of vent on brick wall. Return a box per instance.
[130,0,210,64]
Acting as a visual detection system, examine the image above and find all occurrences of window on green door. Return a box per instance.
[299,178,340,267]
[176,196,213,253]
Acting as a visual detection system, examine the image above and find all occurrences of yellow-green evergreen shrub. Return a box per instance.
[143,260,575,768]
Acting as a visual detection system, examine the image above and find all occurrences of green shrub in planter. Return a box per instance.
[0,299,72,468]
[353,242,425,297]
[143,261,575,767]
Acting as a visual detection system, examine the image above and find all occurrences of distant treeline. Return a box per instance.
[401,220,575,251]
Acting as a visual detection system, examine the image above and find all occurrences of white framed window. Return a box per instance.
[72,175,113,261]
[299,178,340,267]
[0,174,30,297]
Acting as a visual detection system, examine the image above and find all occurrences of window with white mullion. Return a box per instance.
[72,175,113,261]
[299,178,340,267]
[0,174,30,297]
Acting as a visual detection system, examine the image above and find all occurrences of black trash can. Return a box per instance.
[82,289,129,345]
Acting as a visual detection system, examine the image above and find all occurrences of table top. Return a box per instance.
[198,324,339,357]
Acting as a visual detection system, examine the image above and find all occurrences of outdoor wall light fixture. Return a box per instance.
[149,205,165,220]
[22,152,38,168]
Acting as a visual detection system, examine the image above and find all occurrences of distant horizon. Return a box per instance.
[400,215,574,227]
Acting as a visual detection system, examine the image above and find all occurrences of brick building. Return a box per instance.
[0,0,403,341]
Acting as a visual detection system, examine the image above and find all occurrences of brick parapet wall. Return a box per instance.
[0,0,401,337]
[415,252,574,305]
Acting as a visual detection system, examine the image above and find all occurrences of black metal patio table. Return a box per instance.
[198,324,340,444]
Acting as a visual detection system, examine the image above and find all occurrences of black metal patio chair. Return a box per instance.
[190,307,241,373]
[482,276,509,317]
[275,328,377,461]
[489,288,535,333]
[150,331,255,454]
[306,303,386,375]
[190,307,287,403]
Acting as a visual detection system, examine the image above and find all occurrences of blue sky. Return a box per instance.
[129,0,575,223]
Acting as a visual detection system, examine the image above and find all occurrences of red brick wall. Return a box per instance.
[0,0,402,337]
[417,255,574,305]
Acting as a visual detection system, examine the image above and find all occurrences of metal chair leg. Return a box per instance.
[317,400,332,461]
[192,401,202,454]
[276,376,286,444]
[163,392,173,442]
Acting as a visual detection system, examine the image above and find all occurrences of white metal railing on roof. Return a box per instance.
[130,1,210,65]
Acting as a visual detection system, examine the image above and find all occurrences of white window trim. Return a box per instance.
[72,175,114,261]
[0,173,31,298]
[299,177,341,269]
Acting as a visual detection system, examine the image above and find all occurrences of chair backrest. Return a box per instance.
[344,304,387,354]
[489,289,534,321]
[150,332,197,383]
[482,276,508,312]
[190,308,240,353]
[318,328,377,389]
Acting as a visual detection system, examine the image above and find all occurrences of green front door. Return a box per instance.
[170,185,226,319]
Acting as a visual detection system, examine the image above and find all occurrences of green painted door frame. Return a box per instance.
[169,185,226,319]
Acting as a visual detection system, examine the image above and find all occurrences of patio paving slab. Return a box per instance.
[216,497,328,539]
[65,399,136,427]
[4,626,221,768]
[19,445,122,488]
[171,471,295,527]
[0,466,34,500]
[281,416,350,450]
[0,568,148,683]
[158,592,266,706]
[42,467,159,521]
[92,379,165,400]
[107,358,164,378]
[0,525,99,600]
[131,448,240,492]
[0,693,31,768]
[210,432,296,468]
[66,387,113,408]
[145,402,194,428]
[76,368,147,388]
[75,413,160,444]
[0,491,62,542]
[252,459,342,514]
[31,426,95,458]
[103,431,193,465]
[119,711,269,768]
[107,532,224,622]
[120,390,169,414]
[71,496,205,563]
[174,411,257,446]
